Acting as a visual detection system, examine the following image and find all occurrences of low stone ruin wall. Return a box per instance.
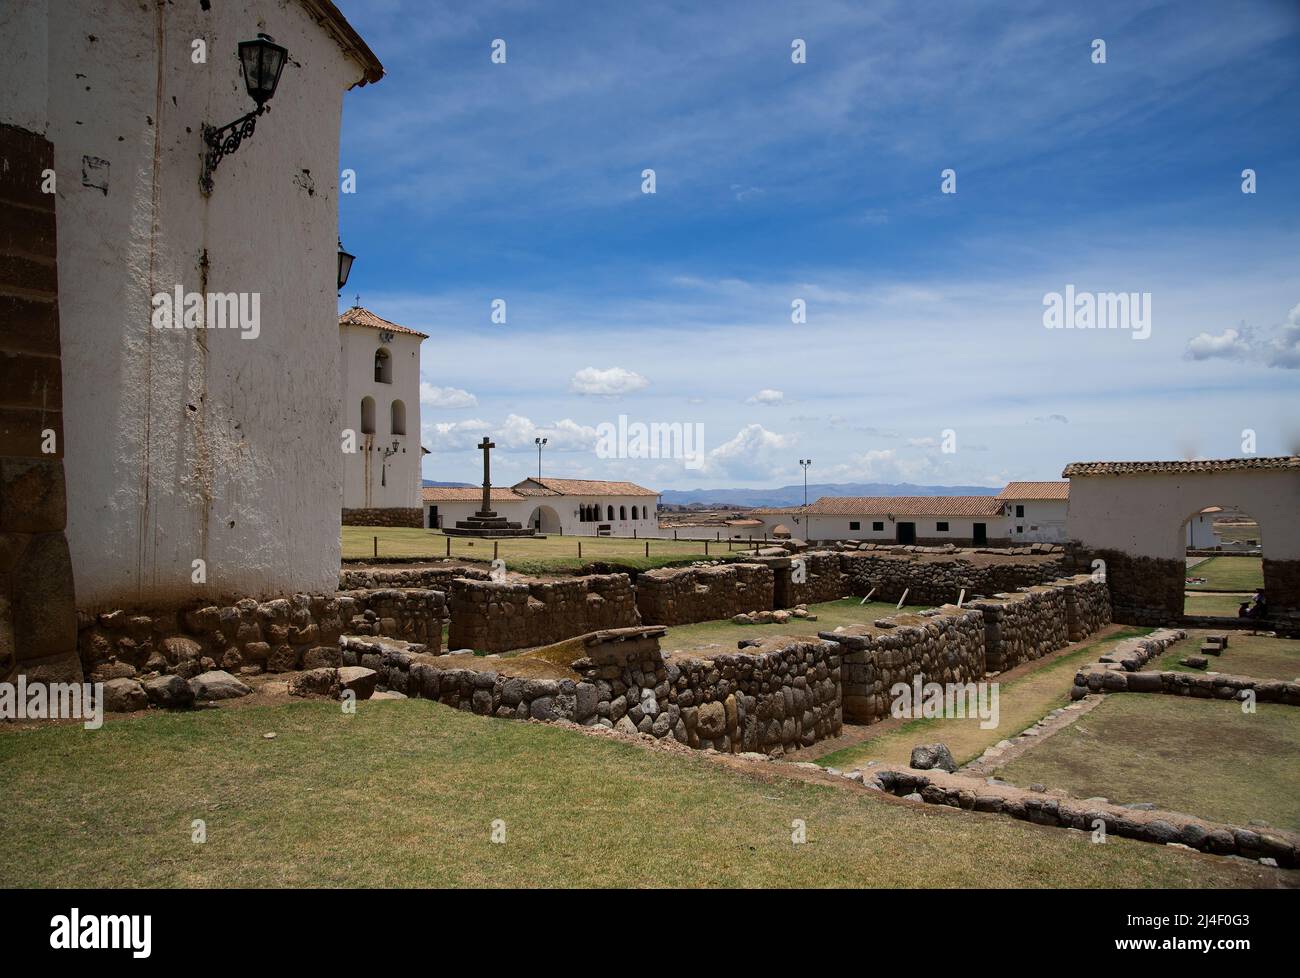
[1076,668,1300,705]
[866,765,1299,867]
[838,551,1068,607]
[1059,574,1112,640]
[755,551,846,608]
[77,589,446,679]
[369,626,842,757]
[635,562,775,625]
[447,574,639,653]
[824,606,986,724]
[968,586,1068,673]
[339,565,489,590]
[341,507,423,527]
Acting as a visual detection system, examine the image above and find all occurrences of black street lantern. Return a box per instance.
[238,34,288,108]
[200,34,289,195]
[337,239,355,293]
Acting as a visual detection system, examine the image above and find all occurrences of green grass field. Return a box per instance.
[995,695,1300,832]
[1155,631,1300,682]
[661,599,923,653]
[1183,592,1250,617]
[1184,556,1263,592]
[343,526,766,574]
[0,698,1273,888]
[816,628,1152,771]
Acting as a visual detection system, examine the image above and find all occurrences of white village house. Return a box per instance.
[423,478,660,536]
[340,307,426,526]
[750,480,1071,545]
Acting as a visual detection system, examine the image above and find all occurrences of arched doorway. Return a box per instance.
[528,505,562,534]
[1181,505,1264,620]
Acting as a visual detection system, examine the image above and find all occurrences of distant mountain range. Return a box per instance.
[422,479,1001,509]
[658,482,1001,509]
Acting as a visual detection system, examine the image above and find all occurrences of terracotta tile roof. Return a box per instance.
[421,487,524,502]
[1063,456,1299,476]
[513,478,658,497]
[304,0,384,86]
[338,306,429,339]
[997,481,1070,501]
[807,495,1002,517]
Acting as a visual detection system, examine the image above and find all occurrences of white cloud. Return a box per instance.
[747,388,784,406]
[420,382,478,408]
[1185,327,1252,361]
[423,413,599,452]
[569,366,650,396]
[699,424,795,479]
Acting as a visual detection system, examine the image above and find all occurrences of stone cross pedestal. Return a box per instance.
[443,434,537,537]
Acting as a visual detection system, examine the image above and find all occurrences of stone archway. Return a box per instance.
[528,505,562,534]
[1063,457,1300,628]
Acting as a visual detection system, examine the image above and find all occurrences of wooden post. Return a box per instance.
[446,536,451,557]
[494,540,499,560]
[634,528,637,539]
[373,536,378,558]
[578,540,582,560]
[645,540,649,558]
[674,529,678,540]
[705,539,709,556]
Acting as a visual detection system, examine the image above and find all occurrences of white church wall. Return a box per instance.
[32,0,371,607]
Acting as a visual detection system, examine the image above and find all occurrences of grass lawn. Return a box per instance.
[661,599,923,653]
[0,699,1271,888]
[815,628,1153,771]
[995,695,1300,832]
[1185,556,1263,592]
[343,526,764,574]
[1183,592,1251,617]
[1154,631,1300,682]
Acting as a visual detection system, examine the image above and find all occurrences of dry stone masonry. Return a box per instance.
[636,562,775,626]
[447,573,638,653]
[838,551,1068,606]
[824,606,986,724]
[967,586,1068,673]
[77,589,446,680]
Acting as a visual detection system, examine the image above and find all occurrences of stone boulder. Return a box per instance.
[189,670,253,702]
[142,674,195,708]
[102,677,148,713]
[910,743,958,773]
[336,666,378,701]
[288,668,337,697]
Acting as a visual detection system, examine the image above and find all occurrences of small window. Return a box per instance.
[632,506,639,520]
[1015,504,1024,518]
[607,506,614,520]
[849,521,861,531]
[619,506,627,520]
[390,399,406,435]
[1016,525,1024,534]
[936,521,949,532]
[872,521,884,531]
[374,347,392,384]
[360,396,376,434]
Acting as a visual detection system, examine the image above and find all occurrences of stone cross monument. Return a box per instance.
[477,436,495,516]
[443,434,536,537]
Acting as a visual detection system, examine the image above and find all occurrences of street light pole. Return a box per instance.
[535,436,547,480]
[799,458,812,541]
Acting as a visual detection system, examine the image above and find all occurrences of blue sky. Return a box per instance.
[336,0,1300,491]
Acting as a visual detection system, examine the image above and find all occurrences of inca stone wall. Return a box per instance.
[824,607,986,724]
[0,123,81,685]
[756,551,846,608]
[341,507,423,528]
[340,565,490,590]
[838,551,1068,607]
[447,574,639,653]
[1063,546,1183,626]
[1058,574,1112,640]
[967,586,1068,673]
[636,562,775,625]
[77,589,446,679]
[373,626,842,758]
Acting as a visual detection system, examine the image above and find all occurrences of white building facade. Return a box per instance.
[996,481,1070,543]
[340,307,426,526]
[423,478,660,536]
[0,0,383,610]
